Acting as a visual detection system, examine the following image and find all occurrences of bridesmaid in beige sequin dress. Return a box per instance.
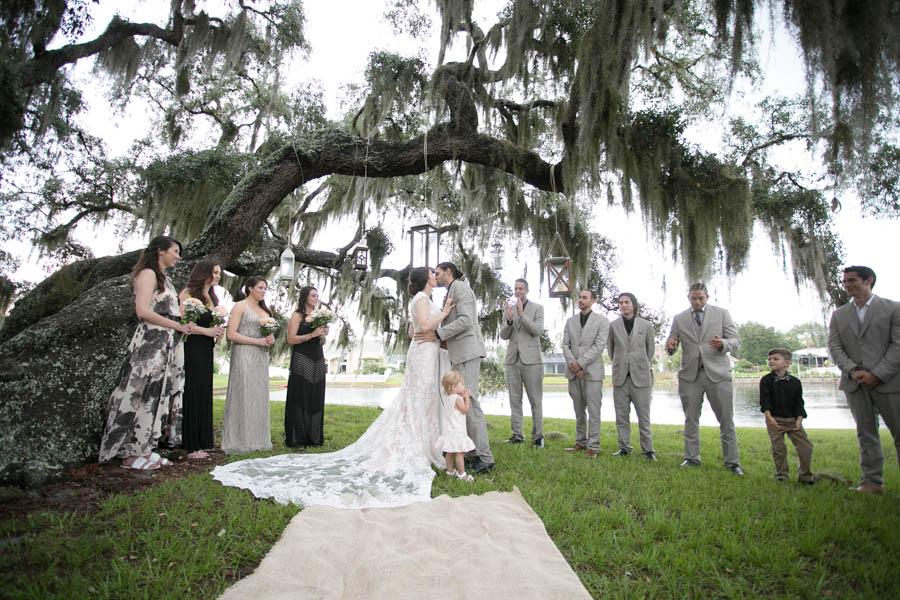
[222,276,276,454]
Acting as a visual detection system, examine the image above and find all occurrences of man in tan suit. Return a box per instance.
[607,292,657,460]
[827,266,900,494]
[562,289,609,458]
[500,279,545,447]
[419,262,494,474]
[666,283,743,474]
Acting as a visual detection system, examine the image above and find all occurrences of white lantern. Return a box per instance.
[279,246,295,282]
[409,223,440,268]
[490,244,504,270]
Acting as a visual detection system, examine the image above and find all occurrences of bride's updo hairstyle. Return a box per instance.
[407,267,430,296]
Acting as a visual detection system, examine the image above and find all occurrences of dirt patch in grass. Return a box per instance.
[0,449,228,521]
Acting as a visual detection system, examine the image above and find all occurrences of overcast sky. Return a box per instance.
[10,1,898,337]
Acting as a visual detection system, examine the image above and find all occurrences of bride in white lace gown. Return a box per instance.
[211,267,454,509]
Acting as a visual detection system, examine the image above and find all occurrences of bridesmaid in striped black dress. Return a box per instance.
[285,286,330,447]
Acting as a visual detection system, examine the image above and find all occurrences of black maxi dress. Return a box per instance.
[182,309,215,452]
[285,315,327,447]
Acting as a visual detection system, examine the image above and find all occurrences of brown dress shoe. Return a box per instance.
[585,449,598,458]
[565,444,585,453]
[852,482,885,494]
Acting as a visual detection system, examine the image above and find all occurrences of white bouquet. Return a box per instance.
[305,308,336,344]
[179,297,207,338]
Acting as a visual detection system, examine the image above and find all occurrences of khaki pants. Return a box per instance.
[678,369,740,467]
[612,376,653,454]
[568,378,603,451]
[846,387,900,487]
[506,360,544,442]
[766,417,813,482]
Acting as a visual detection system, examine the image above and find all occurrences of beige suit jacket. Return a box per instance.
[827,295,900,393]
[607,316,655,387]
[500,300,544,365]
[562,311,610,381]
[667,304,739,383]
[436,278,486,364]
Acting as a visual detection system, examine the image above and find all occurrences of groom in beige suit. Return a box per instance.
[500,279,545,447]
[828,266,900,494]
[562,289,609,458]
[607,292,657,460]
[417,262,494,474]
[666,283,743,474]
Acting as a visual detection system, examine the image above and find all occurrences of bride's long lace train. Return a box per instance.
[211,340,448,509]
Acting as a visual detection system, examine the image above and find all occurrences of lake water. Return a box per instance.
[270,381,861,430]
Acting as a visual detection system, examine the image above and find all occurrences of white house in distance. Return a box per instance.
[792,347,839,375]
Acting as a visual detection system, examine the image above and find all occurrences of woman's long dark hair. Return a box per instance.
[131,235,181,292]
[184,260,220,306]
[296,286,317,316]
[242,276,273,316]
[407,267,431,296]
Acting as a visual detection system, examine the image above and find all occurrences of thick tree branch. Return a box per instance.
[20,15,184,89]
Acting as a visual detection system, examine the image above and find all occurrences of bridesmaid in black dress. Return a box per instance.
[285,286,330,447]
[178,260,226,459]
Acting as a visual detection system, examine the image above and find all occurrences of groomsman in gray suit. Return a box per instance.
[607,292,657,460]
[666,283,743,475]
[500,279,545,447]
[418,262,494,474]
[827,266,900,494]
[562,289,610,458]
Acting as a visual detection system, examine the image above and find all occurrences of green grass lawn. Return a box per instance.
[2,401,898,599]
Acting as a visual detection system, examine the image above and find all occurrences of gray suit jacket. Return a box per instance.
[828,295,900,393]
[667,304,739,383]
[500,300,544,365]
[562,311,610,381]
[436,278,486,364]
[607,316,655,387]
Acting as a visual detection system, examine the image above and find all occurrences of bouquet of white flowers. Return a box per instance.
[305,308,336,344]
[210,305,228,327]
[259,316,279,338]
[179,297,207,338]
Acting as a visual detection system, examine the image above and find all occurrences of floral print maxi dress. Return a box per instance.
[99,276,185,462]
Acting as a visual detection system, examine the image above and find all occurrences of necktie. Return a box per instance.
[774,374,790,382]
[694,311,702,327]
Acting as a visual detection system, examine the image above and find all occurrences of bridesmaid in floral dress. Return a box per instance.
[99,236,195,470]
[222,276,276,454]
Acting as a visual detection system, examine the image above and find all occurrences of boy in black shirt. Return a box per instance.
[760,348,814,484]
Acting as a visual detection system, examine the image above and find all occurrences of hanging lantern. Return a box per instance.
[279,246,295,282]
[409,223,440,268]
[352,245,369,270]
[545,232,571,298]
[490,243,504,270]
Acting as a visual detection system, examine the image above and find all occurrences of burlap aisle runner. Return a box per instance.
[218,487,591,599]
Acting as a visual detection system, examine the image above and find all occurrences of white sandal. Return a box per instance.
[149,452,173,466]
[445,469,456,476]
[121,456,160,471]
[455,471,474,482]
[187,450,208,459]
